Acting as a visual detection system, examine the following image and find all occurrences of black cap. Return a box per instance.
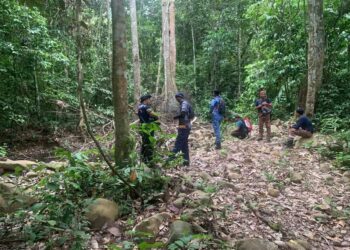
[296,107,304,115]
[175,92,184,98]
[140,94,152,102]
[213,90,220,96]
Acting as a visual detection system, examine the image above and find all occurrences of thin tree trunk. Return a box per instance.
[129,0,141,105]
[305,0,325,116]
[191,23,196,91]
[155,41,162,95]
[33,64,40,117]
[237,26,242,97]
[76,0,85,133]
[111,0,132,166]
[348,37,350,75]
[237,1,242,97]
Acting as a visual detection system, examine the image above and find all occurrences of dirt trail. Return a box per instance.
[164,122,350,249]
[1,122,349,249]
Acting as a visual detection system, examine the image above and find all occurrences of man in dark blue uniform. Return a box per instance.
[172,93,192,166]
[210,90,224,149]
[138,94,159,164]
[285,107,314,148]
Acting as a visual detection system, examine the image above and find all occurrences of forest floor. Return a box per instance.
[1,121,350,249]
[87,121,350,249]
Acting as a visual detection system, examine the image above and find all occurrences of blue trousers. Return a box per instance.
[172,128,191,165]
[212,115,223,145]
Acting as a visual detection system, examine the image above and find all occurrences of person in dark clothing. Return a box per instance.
[138,94,159,164]
[231,114,249,139]
[290,107,313,137]
[255,90,272,142]
[285,107,314,148]
[210,90,224,149]
[172,92,192,166]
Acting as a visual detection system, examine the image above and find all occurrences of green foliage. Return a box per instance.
[168,234,215,250]
[0,144,7,157]
[9,146,170,248]
[0,0,70,129]
[22,151,118,248]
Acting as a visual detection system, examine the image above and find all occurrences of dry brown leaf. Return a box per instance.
[107,227,121,237]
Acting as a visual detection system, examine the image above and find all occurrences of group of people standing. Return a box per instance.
[137,89,314,166]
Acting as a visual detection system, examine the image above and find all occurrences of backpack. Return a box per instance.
[243,117,253,133]
[218,99,226,116]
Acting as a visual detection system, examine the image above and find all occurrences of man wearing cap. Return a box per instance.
[172,92,192,166]
[138,94,159,164]
[210,90,224,149]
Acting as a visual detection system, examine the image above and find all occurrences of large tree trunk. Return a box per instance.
[129,0,141,105]
[305,0,325,116]
[169,0,176,80]
[111,0,132,166]
[162,0,178,114]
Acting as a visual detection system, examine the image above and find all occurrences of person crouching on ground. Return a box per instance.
[231,114,249,139]
[285,107,314,147]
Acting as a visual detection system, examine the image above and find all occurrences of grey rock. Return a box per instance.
[168,220,193,243]
[235,238,278,250]
[86,198,119,230]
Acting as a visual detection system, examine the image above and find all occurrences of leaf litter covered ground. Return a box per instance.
[89,121,350,249]
[1,121,350,249]
[179,122,350,249]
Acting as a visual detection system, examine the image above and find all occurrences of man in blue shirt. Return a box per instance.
[290,107,313,137]
[231,114,249,139]
[172,92,192,166]
[138,94,159,164]
[285,107,314,147]
[210,90,224,149]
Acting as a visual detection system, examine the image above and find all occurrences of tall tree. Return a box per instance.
[111,0,132,166]
[306,0,325,116]
[169,0,176,80]
[76,0,85,133]
[129,0,141,105]
[162,0,178,114]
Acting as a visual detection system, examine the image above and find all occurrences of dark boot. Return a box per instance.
[215,142,221,150]
[284,138,294,148]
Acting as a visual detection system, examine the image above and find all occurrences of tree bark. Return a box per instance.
[129,0,141,105]
[305,0,325,116]
[191,23,196,92]
[33,64,40,117]
[162,0,178,114]
[111,0,132,166]
[76,0,85,133]
[155,41,162,95]
[169,0,176,80]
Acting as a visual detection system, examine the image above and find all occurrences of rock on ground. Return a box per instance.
[86,198,119,230]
